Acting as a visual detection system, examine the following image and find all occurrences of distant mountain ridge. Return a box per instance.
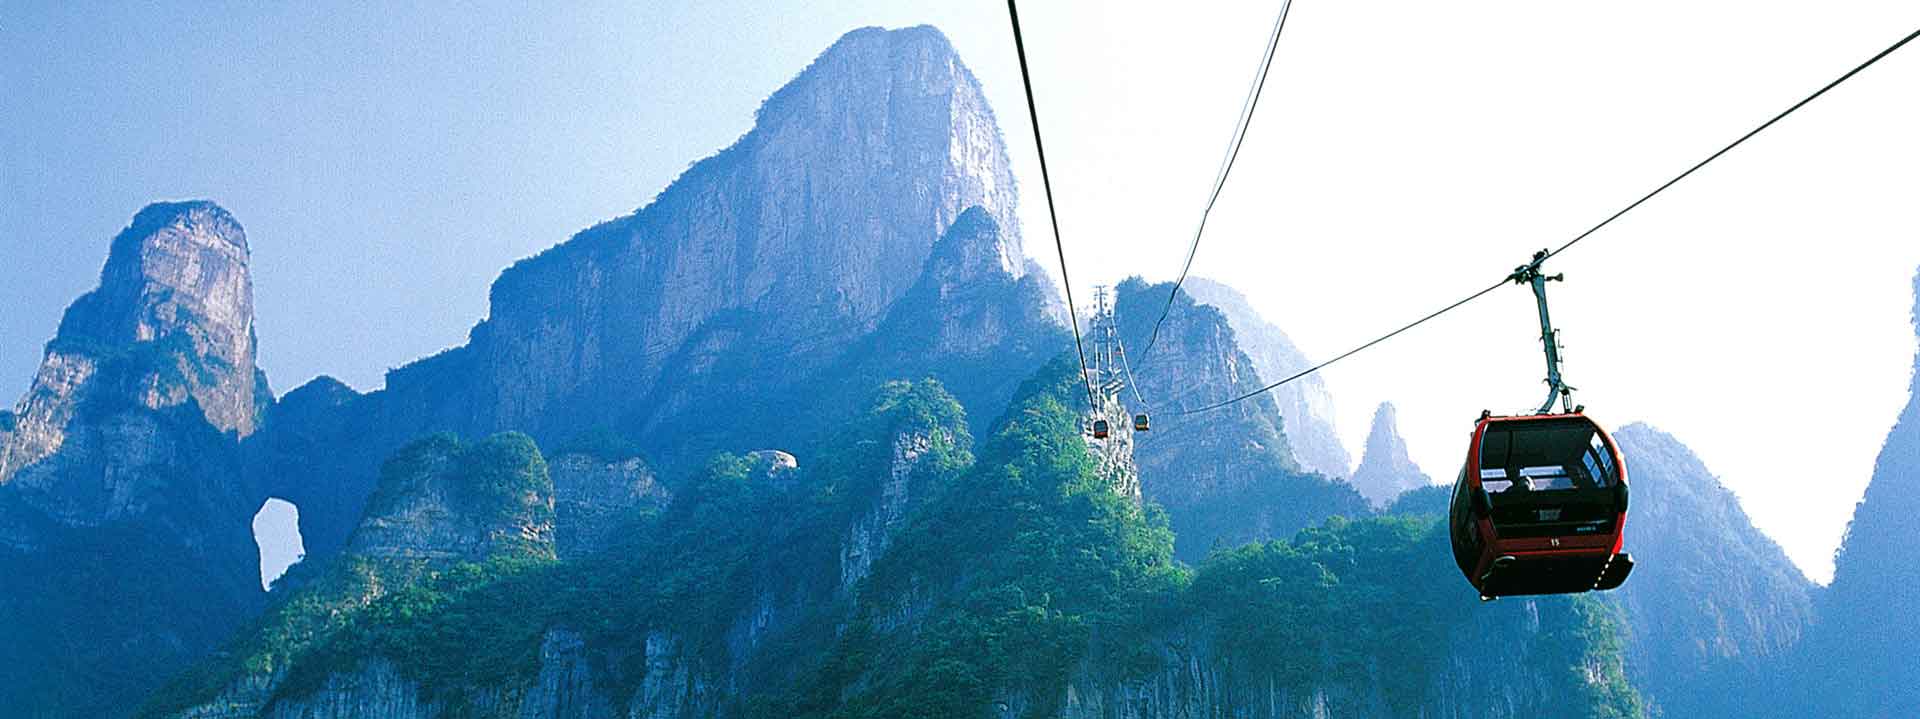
[1182,278,1352,479]
[9,20,1916,719]
[1112,278,1370,559]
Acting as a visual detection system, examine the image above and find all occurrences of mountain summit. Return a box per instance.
[1,201,261,485]
[0,201,267,718]
[1349,402,1430,508]
[465,23,1020,438]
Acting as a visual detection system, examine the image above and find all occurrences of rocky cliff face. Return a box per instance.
[1057,599,1633,719]
[0,201,269,719]
[1,200,261,498]
[839,425,958,593]
[148,359,1645,719]
[549,451,667,559]
[827,205,1068,439]
[1182,278,1350,480]
[1606,423,1814,717]
[435,23,1021,440]
[1111,278,1369,559]
[346,433,555,562]
[1348,402,1431,509]
[1783,267,1920,716]
[261,25,1052,568]
[152,381,976,719]
[152,432,558,719]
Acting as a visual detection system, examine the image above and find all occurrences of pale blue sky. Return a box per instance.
[7,2,1920,586]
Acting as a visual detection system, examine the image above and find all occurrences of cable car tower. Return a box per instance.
[1087,286,1150,434]
[1088,286,1126,400]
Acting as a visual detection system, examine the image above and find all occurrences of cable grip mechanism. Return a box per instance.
[1509,250,1576,414]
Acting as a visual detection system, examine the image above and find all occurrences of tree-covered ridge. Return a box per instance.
[1184,517,1642,719]
[1110,277,1371,559]
[144,378,981,717]
[142,367,1644,718]
[768,361,1642,718]
[778,358,1182,717]
[137,431,557,717]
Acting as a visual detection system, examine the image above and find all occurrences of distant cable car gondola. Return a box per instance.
[1133,413,1150,431]
[1092,419,1110,439]
[1450,251,1634,600]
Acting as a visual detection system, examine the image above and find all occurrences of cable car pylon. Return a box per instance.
[1086,286,1150,436]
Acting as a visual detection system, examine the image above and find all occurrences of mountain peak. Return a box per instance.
[60,200,251,342]
[1,201,260,482]
[1349,401,1430,508]
[445,23,1021,438]
[59,200,257,426]
[919,206,1023,294]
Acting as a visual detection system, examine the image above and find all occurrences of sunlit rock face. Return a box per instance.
[456,23,1024,440]
[261,25,1052,568]
[345,433,555,563]
[1,201,261,488]
[0,201,268,719]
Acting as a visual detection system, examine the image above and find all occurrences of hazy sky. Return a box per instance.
[6,2,1917,585]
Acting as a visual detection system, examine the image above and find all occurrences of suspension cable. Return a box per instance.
[1139,0,1297,366]
[1007,0,1099,411]
[1542,26,1920,263]
[1174,279,1506,416]
[1174,25,1920,416]
[1114,305,1152,409]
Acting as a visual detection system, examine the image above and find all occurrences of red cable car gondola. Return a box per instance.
[1449,411,1633,599]
[1448,251,1634,600]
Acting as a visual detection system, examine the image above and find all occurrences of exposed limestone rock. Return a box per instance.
[1085,391,1140,502]
[518,629,618,719]
[1777,267,1920,716]
[1348,402,1431,509]
[1184,278,1351,480]
[1113,278,1369,560]
[1053,600,1624,719]
[2,200,260,484]
[840,429,945,592]
[348,433,555,562]
[0,201,268,719]
[549,452,667,558]
[633,631,715,719]
[460,24,1022,439]
[744,449,799,483]
[1607,423,1814,716]
[260,27,1054,571]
